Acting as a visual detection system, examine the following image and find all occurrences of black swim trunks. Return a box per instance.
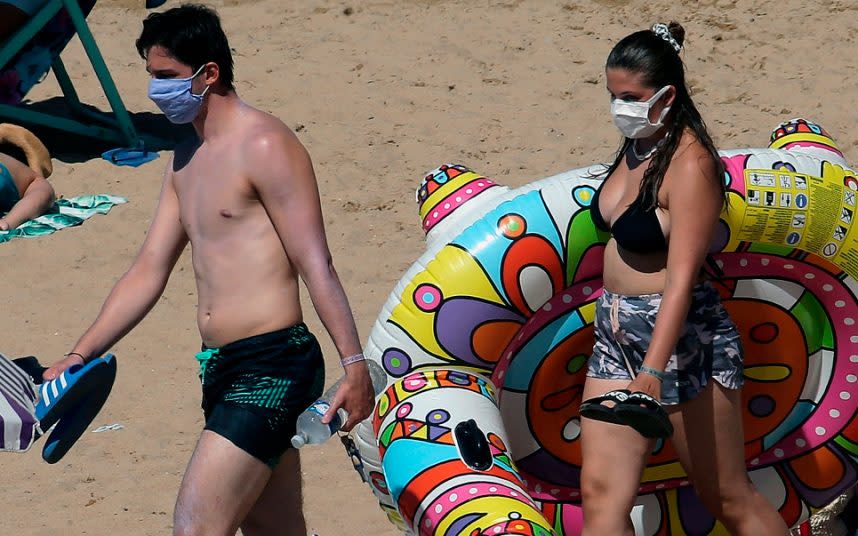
[195,323,325,468]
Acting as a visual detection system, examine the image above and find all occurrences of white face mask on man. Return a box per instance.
[610,85,671,139]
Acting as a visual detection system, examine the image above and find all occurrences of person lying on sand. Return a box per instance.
[0,123,55,231]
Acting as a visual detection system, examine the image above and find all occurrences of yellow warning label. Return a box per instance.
[738,167,857,276]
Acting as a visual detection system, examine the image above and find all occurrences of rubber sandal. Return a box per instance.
[612,391,673,439]
[12,356,47,384]
[579,389,631,425]
[35,354,117,463]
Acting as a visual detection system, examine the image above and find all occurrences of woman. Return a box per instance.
[577,22,789,535]
[0,123,55,231]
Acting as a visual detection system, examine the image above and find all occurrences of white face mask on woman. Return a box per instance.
[610,85,671,139]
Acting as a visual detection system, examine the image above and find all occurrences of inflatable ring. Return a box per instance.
[348,118,858,535]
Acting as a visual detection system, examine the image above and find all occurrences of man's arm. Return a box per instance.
[45,159,189,379]
[246,126,373,430]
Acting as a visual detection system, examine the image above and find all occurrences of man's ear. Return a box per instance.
[202,61,220,88]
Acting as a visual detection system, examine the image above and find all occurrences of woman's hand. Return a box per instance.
[627,371,662,401]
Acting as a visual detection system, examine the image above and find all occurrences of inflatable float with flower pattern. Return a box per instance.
[346,118,858,535]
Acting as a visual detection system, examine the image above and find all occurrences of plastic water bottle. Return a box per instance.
[291,359,387,448]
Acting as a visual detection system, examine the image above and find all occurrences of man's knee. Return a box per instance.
[173,500,232,536]
[240,453,305,536]
[241,510,306,536]
[172,522,198,536]
[173,516,214,536]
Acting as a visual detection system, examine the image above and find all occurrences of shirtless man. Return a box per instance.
[44,5,374,535]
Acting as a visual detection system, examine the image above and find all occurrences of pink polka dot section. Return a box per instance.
[716,253,858,462]
[416,481,538,533]
[417,164,499,234]
[491,279,603,388]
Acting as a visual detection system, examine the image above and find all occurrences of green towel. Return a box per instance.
[0,194,127,243]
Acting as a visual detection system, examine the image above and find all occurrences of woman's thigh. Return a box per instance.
[668,382,749,498]
[581,377,654,511]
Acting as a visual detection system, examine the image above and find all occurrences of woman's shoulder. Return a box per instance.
[661,131,720,202]
[668,130,718,178]
[673,128,714,158]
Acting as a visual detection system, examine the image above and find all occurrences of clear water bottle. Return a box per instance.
[291,359,387,448]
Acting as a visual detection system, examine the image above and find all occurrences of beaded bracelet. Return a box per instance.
[341,353,366,366]
[639,365,666,382]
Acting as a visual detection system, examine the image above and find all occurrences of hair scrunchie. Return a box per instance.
[651,23,681,53]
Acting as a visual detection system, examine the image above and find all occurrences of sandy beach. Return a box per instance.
[1,0,856,534]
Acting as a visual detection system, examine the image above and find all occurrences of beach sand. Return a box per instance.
[1,0,856,534]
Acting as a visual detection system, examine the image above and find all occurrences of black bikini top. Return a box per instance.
[591,178,668,254]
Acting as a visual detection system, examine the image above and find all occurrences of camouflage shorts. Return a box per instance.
[587,282,744,405]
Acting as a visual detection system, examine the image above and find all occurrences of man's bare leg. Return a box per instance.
[240,449,307,536]
[173,431,273,536]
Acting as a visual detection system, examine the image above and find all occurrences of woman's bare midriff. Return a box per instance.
[602,239,669,295]
[602,238,707,296]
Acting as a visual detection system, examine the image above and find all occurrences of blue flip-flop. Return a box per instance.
[35,354,117,464]
[101,147,159,167]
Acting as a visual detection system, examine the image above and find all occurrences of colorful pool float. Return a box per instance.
[347,118,858,535]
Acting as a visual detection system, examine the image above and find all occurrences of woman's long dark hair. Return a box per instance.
[603,22,726,209]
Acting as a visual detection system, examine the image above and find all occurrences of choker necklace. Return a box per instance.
[632,138,666,160]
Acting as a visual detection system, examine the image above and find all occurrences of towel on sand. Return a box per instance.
[0,194,127,243]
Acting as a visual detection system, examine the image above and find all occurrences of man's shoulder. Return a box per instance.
[239,110,306,160]
[233,108,313,188]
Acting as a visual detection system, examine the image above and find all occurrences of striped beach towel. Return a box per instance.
[0,353,40,452]
[0,194,128,244]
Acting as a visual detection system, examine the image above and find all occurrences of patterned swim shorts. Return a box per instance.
[587,282,744,405]
[196,323,325,468]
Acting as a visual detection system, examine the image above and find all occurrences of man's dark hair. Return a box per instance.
[136,4,235,90]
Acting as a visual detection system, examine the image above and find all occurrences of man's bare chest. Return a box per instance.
[173,167,259,238]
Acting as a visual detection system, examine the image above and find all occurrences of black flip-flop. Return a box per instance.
[579,389,631,425]
[613,391,673,439]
